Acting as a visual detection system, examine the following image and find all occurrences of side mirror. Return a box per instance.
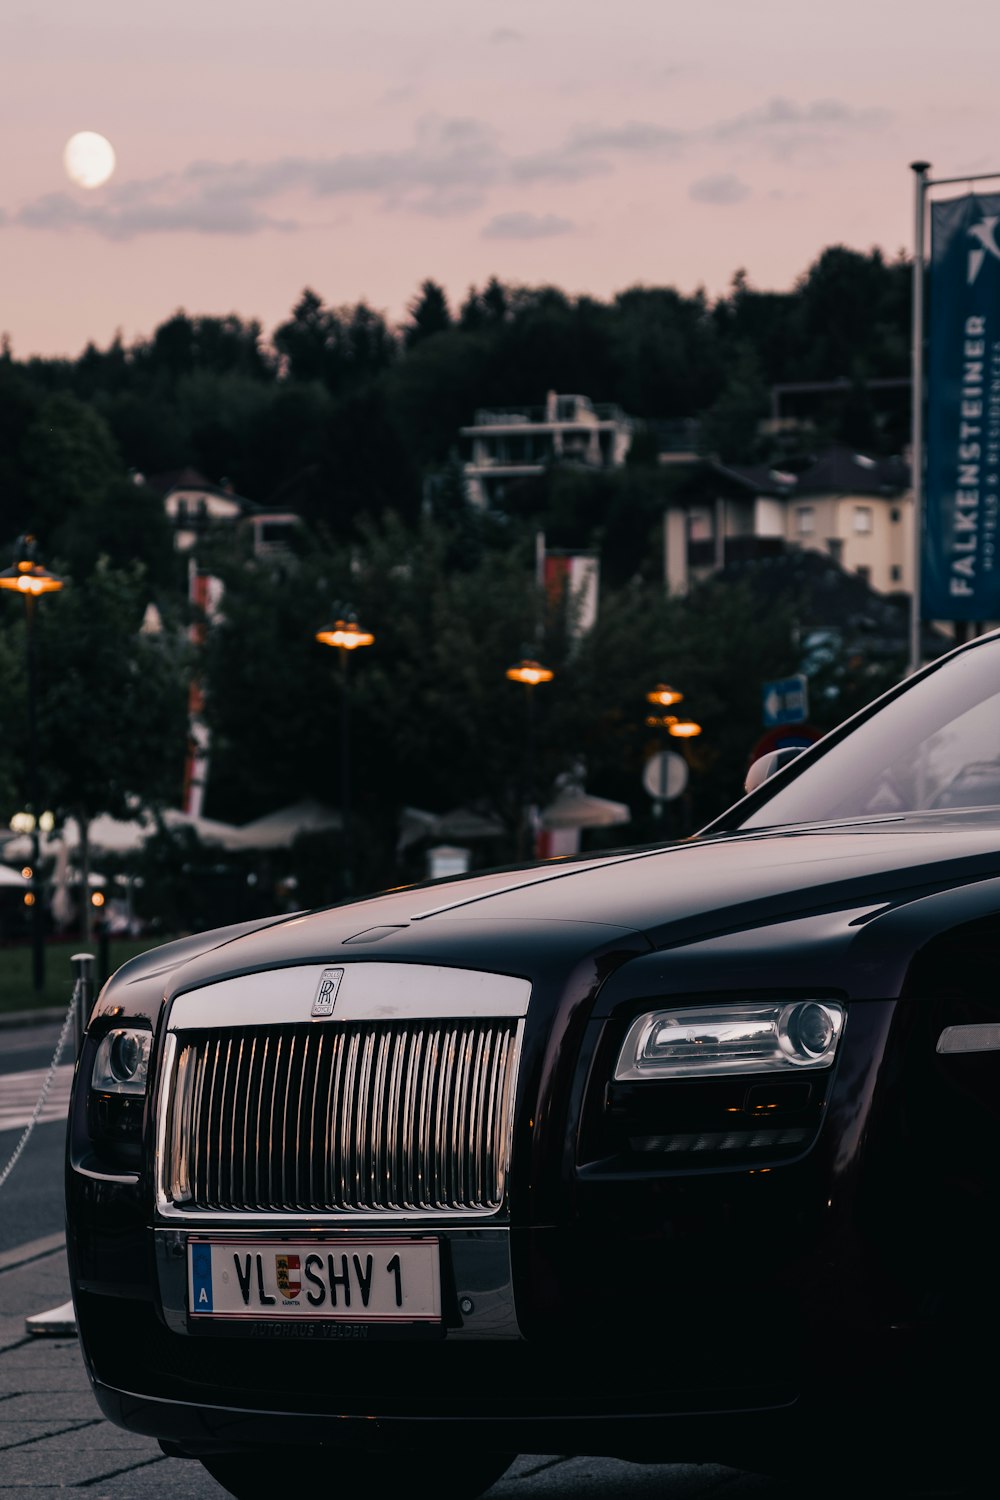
[744,745,805,796]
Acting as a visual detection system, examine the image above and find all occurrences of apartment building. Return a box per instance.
[664,447,913,597]
[142,467,301,556]
[461,390,634,509]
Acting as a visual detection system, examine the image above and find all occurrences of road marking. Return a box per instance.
[0,1063,73,1132]
[0,1231,66,1274]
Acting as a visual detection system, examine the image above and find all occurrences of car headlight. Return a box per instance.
[614,1000,845,1080]
[91,1027,152,1096]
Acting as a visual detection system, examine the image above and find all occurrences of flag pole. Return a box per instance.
[910,163,1000,671]
[909,161,930,676]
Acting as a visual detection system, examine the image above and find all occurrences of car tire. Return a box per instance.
[199,1448,516,1499]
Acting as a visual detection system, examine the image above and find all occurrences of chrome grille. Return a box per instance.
[161,1020,522,1216]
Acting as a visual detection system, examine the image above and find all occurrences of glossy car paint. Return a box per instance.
[65,631,1000,1485]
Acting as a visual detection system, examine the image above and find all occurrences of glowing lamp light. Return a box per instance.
[506,660,554,686]
[668,720,702,738]
[21,867,32,880]
[646,714,679,729]
[91,891,106,908]
[315,618,375,651]
[646,684,684,707]
[0,542,64,596]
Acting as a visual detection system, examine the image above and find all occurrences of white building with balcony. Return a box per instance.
[461,391,634,509]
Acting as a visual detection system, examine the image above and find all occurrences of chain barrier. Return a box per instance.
[0,953,95,1195]
[0,992,75,1193]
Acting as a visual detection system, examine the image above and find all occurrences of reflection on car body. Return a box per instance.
[65,628,1000,1498]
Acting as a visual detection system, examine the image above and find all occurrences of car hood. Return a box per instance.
[113,811,1000,1002]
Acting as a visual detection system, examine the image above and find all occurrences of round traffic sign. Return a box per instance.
[642,749,688,802]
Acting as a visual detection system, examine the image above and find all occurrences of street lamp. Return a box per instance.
[0,535,64,991]
[315,607,374,897]
[505,658,554,859]
[646,683,684,709]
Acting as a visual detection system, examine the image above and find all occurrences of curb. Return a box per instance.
[0,1007,68,1030]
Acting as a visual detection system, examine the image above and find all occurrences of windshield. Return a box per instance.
[737,635,1000,828]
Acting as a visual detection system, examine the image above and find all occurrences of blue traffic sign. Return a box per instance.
[762,674,809,728]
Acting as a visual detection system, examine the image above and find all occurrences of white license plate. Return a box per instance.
[187,1237,441,1322]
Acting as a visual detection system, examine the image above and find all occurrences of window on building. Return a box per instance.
[853,506,873,534]
[856,565,871,584]
[796,506,815,535]
[827,538,844,563]
[890,565,902,583]
[891,507,901,523]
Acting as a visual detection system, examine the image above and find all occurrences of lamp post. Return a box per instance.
[668,717,701,835]
[0,535,64,991]
[505,658,554,860]
[315,608,374,897]
[644,685,687,831]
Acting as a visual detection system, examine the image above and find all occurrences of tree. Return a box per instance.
[697,344,770,463]
[272,289,338,383]
[28,559,190,941]
[20,393,123,542]
[404,280,452,348]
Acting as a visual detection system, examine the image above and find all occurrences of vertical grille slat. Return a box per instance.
[165,1018,520,1216]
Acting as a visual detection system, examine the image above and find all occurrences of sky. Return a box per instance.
[3,0,999,359]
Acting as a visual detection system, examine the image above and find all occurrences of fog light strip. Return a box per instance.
[629,1127,808,1153]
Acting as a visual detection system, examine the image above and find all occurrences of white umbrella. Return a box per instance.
[540,787,631,830]
[229,799,342,850]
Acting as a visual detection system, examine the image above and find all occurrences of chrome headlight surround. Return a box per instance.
[614,1000,845,1080]
[91,1027,152,1096]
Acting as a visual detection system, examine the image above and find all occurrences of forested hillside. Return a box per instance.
[0,243,917,916]
[2,242,911,543]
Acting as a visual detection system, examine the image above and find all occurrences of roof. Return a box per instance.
[793,447,909,498]
[712,447,909,501]
[143,467,260,513]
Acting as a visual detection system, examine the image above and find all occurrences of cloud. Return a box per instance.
[482,212,575,240]
[688,173,750,205]
[15,190,294,239]
[7,117,504,240]
[1,96,887,242]
[568,121,685,154]
[510,149,612,184]
[709,96,890,159]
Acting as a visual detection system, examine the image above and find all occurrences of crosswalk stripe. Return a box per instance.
[0,1065,74,1133]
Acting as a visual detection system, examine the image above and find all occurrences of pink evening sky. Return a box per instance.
[2,0,997,358]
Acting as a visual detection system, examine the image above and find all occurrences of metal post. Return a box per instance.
[24,594,45,991]
[340,649,352,896]
[524,683,536,861]
[909,161,930,677]
[71,951,96,1057]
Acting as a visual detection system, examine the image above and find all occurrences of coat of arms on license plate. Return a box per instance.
[275,1254,301,1299]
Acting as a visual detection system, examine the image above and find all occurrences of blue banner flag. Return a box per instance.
[924,192,1000,620]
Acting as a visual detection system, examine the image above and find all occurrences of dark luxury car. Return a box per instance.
[66,627,1000,1498]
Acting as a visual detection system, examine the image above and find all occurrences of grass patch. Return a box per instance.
[0,935,181,1015]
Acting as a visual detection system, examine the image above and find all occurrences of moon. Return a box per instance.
[63,132,116,189]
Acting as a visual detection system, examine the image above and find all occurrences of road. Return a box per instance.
[0,1017,73,1254]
